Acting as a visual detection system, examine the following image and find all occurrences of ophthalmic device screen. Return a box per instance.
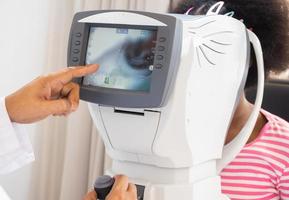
[67,10,181,108]
[83,26,157,92]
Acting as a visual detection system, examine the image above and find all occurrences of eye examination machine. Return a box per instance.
[67,3,264,200]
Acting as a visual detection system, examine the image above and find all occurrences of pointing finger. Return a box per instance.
[53,64,99,85]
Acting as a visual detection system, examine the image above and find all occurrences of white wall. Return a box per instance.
[0,1,49,200]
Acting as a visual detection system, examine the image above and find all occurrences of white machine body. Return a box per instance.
[68,9,264,200]
[87,11,248,200]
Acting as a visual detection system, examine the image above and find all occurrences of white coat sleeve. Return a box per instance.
[0,97,34,174]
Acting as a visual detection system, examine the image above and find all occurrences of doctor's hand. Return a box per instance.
[83,175,137,200]
[106,175,137,200]
[5,64,99,123]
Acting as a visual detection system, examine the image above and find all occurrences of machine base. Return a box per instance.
[143,176,229,200]
[107,169,229,200]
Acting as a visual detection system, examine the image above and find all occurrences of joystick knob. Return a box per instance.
[94,175,115,200]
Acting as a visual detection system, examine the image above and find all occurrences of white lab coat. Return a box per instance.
[0,98,35,199]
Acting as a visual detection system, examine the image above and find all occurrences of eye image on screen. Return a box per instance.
[83,26,157,92]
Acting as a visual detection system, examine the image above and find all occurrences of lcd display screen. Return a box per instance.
[83,26,157,92]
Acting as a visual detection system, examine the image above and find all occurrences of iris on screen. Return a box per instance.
[83,26,157,92]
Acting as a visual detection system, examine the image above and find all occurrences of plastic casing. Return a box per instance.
[68,11,250,200]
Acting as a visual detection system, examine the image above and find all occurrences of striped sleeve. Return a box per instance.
[278,167,289,200]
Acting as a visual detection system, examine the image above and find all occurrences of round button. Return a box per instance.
[155,64,163,69]
[73,49,80,54]
[159,37,166,42]
[75,41,81,45]
[75,32,82,37]
[72,57,79,62]
[158,46,165,51]
[157,55,164,60]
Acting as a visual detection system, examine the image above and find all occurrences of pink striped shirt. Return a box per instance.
[221,110,289,200]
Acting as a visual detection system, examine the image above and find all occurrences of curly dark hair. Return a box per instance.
[173,0,289,88]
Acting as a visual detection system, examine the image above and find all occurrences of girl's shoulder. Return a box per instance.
[261,109,289,136]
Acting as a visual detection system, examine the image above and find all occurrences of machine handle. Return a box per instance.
[94,175,115,200]
[217,30,265,172]
[94,175,145,200]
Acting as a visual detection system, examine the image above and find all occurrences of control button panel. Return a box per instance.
[153,37,167,70]
[70,31,84,64]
